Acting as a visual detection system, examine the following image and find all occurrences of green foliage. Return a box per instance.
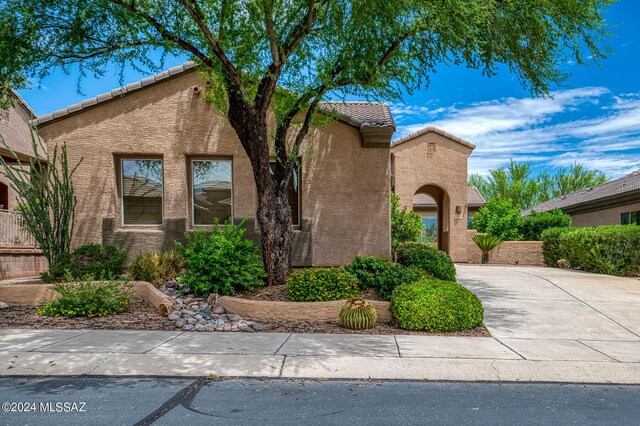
[472,234,503,253]
[37,277,133,318]
[42,244,128,283]
[472,199,524,241]
[377,264,428,301]
[520,209,571,240]
[541,225,640,276]
[390,279,484,332]
[339,298,377,330]
[287,268,360,302]
[342,256,393,289]
[391,193,423,251]
[127,251,184,286]
[395,242,456,282]
[470,160,608,210]
[175,220,266,296]
[0,135,81,264]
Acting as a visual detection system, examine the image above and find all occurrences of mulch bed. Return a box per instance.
[236,285,386,301]
[0,297,176,331]
[258,320,490,336]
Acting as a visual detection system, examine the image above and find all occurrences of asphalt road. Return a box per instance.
[1,377,638,425]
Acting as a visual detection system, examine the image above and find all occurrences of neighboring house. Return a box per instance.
[0,91,41,211]
[36,63,395,267]
[413,186,486,233]
[526,170,640,227]
[391,127,477,263]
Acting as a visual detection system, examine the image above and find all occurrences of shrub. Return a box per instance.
[472,199,523,241]
[520,209,571,240]
[42,243,128,283]
[37,277,133,318]
[390,279,484,332]
[377,264,428,301]
[342,256,393,289]
[127,251,184,286]
[175,220,266,296]
[395,242,456,282]
[540,227,574,266]
[287,268,360,302]
[542,225,640,276]
[472,233,503,264]
[391,193,423,251]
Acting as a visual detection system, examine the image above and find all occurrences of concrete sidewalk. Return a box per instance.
[1,329,639,383]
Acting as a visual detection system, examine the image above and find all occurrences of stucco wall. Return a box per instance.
[0,97,41,160]
[38,71,390,266]
[570,201,640,227]
[466,230,544,266]
[392,132,472,262]
[0,249,48,280]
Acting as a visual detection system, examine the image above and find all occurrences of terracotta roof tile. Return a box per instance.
[319,101,395,129]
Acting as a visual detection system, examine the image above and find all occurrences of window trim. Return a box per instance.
[190,158,234,227]
[120,157,164,227]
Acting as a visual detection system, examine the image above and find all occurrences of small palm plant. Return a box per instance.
[472,234,503,264]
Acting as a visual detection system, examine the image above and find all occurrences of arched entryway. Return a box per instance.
[412,184,451,253]
[0,182,8,210]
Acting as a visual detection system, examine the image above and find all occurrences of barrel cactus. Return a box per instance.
[339,297,377,330]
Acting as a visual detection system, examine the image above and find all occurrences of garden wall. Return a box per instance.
[0,248,48,280]
[466,230,544,266]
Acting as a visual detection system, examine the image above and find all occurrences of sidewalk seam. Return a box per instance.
[577,340,622,362]
[143,332,185,354]
[279,355,287,377]
[274,333,293,355]
[28,329,93,352]
[394,335,402,357]
[493,338,525,360]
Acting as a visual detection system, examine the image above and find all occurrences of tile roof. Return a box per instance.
[35,62,395,130]
[319,102,395,129]
[525,170,640,214]
[413,186,487,207]
[392,126,476,149]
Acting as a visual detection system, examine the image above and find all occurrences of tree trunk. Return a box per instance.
[226,98,294,286]
[481,252,489,264]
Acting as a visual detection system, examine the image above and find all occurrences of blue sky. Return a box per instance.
[18,0,640,179]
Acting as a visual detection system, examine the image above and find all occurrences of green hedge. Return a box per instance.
[342,256,393,289]
[541,225,640,276]
[520,209,571,240]
[287,268,360,302]
[395,242,456,282]
[42,244,128,283]
[390,278,484,332]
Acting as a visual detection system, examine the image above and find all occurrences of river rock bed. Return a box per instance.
[159,281,263,332]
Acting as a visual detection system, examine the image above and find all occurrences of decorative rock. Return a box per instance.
[168,312,181,321]
[210,314,219,319]
[165,281,176,288]
[227,314,242,321]
[212,306,226,314]
[195,324,205,332]
[0,301,8,310]
[184,297,194,304]
[186,318,197,325]
[205,325,216,332]
[175,319,187,328]
[250,323,264,331]
[181,310,195,315]
[183,324,195,331]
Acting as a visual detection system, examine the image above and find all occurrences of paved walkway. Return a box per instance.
[0,266,638,383]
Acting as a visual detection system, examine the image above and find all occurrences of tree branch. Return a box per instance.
[263,2,281,66]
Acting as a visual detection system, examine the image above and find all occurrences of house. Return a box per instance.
[391,127,477,262]
[413,186,486,235]
[526,170,640,227]
[35,63,395,267]
[0,91,42,211]
[0,62,479,269]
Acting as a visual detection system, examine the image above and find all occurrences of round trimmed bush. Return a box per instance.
[390,279,484,332]
[287,268,360,302]
[377,264,428,301]
[395,242,456,282]
[342,256,393,289]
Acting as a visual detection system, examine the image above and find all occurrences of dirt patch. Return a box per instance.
[237,285,386,302]
[257,320,490,336]
[0,297,175,331]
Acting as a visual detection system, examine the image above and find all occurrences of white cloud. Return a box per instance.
[393,86,640,178]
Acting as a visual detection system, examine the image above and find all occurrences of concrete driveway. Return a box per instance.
[457,265,640,361]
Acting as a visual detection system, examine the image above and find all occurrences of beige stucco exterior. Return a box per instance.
[38,71,391,266]
[569,201,640,227]
[391,131,474,262]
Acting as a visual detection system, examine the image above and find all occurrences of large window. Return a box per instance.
[621,210,640,225]
[192,159,232,226]
[121,159,163,225]
[270,161,300,226]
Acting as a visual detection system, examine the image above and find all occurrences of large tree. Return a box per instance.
[0,0,615,285]
[469,160,608,210]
